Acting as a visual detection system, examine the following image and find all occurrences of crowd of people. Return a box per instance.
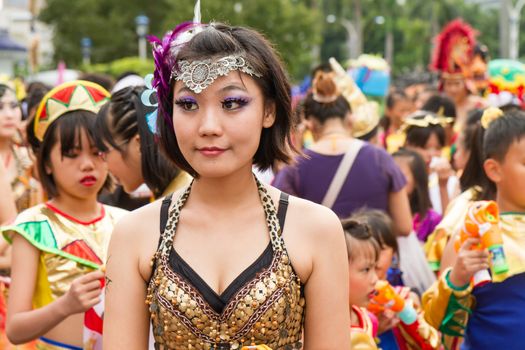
[0,6,525,350]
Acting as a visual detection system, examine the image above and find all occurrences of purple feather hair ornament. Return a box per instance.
[147,22,204,125]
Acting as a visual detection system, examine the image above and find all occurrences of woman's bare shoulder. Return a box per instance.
[265,186,346,283]
[267,186,343,243]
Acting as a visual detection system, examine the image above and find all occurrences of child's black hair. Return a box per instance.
[421,94,456,120]
[484,110,525,161]
[482,110,525,199]
[34,110,111,198]
[95,86,181,198]
[404,112,446,149]
[350,208,398,255]
[393,148,432,218]
[380,89,410,131]
[459,109,494,200]
[341,219,380,262]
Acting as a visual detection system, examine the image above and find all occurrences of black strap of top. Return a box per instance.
[277,192,289,232]
[158,193,174,247]
[148,193,175,286]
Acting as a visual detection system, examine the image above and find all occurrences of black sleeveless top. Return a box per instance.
[147,179,305,349]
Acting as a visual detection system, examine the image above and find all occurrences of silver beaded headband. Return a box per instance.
[171,55,262,93]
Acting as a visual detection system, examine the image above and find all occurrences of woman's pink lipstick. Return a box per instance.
[80,175,97,187]
[198,147,226,157]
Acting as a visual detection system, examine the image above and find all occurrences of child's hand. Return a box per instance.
[59,270,104,316]
[449,238,489,287]
[377,309,400,335]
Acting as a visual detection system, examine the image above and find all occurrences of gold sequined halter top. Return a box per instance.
[146,179,305,350]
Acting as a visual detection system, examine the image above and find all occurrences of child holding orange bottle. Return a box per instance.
[343,219,380,349]
[351,209,440,350]
[423,110,525,350]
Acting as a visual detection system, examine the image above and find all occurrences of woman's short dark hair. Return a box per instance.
[404,113,446,148]
[96,86,180,198]
[158,23,295,177]
[35,110,112,198]
[393,149,432,218]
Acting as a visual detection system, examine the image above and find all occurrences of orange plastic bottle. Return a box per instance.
[455,201,509,285]
[368,280,417,325]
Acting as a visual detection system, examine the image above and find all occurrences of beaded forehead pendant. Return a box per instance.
[171,55,262,94]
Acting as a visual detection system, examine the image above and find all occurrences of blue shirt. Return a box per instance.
[462,272,525,349]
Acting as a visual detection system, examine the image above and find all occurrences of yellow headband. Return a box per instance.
[480,107,504,129]
[402,113,454,131]
[34,80,110,142]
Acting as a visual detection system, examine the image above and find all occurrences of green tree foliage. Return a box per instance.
[39,0,170,66]
[320,0,500,77]
[39,0,321,80]
[87,57,154,78]
[37,0,509,81]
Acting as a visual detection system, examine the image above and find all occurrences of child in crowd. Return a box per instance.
[423,110,525,350]
[451,109,483,173]
[343,219,380,349]
[379,90,414,153]
[350,209,440,350]
[393,149,442,243]
[343,209,440,350]
[350,209,401,285]
[1,81,127,349]
[95,85,191,200]
[403,111,459,214]
[421,94,457,158]
[424,109,491,273]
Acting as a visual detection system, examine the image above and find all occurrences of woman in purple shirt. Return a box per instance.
[273,72,412,235]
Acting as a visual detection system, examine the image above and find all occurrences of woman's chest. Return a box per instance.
[148,248,304,349]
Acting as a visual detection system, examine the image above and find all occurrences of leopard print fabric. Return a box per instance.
[146,178,305,350]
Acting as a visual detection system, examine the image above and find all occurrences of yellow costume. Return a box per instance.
[1,203,127,349]
[351,305,378,350]
[425,187,479,272]
[422,213,525,349]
